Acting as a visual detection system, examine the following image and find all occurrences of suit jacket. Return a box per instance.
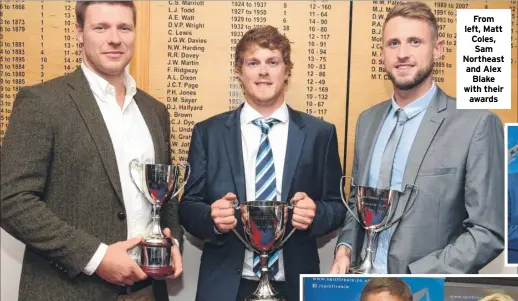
[0,68,182,300]
[178,104,346,301]
[337,87,504,273]
[508,172,518,263]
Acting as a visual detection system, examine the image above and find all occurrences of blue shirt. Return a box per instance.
[508,172,518,263]
[369,83,436,273]
[368,84,436,191]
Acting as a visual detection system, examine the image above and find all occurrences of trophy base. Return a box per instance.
[140,265,174,280]
[348,263,373,274]
[245,294,285,301]
[245,276,285,301]
[139,239,173,280]
[348,268,368,274]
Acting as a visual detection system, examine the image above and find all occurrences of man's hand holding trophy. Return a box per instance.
[129,159,190,280]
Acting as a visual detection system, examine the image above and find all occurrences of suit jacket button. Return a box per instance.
[118,211,126,220]
[236,268,241,274]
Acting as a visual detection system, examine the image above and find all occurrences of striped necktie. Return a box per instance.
[252,118,281,279]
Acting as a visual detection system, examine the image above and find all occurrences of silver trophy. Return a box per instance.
[340,176,417,274]
[232,200,296,301]
[129,159,190,279]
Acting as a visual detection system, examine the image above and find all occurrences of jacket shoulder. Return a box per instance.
[196,110,234,129]
[136,88,166,111]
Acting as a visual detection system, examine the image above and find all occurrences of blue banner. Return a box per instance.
[303,277,445,301]
[508,125,518,173]
[445,282,518,300]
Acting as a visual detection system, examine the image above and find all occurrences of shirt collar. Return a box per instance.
[240,101,289,126]
[390,82,436,120]
[81,62,137,103]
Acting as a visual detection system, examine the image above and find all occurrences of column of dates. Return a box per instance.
[228,1,247,111]
[228,1,272,111]
[0,0,28,143]
[434,2,457,85]
[432,1,454,84]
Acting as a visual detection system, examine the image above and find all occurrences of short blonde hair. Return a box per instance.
[479,293,515,301]
[234,25,293,77]
[383,1,438,40]
[360,278,412,301]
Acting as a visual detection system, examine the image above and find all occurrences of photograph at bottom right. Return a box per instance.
[507,123,518,265]
[302,276,518,301]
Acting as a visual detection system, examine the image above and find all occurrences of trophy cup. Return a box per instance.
[232,200,296,301]
[339,176,417,274]
[129,159,190,279]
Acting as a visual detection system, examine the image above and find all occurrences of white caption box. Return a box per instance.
[456,9,511,110]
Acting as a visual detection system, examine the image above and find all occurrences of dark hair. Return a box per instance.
[234,25,293,77]
[360,278,413,301]
[76,1,136,28]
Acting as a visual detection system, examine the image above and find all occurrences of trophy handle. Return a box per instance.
[171,162,191,199]
[270,198,299,252]
[273,228,296,252]
[129,159,145,196]
[340,176,363,225]
[383,183,419,229]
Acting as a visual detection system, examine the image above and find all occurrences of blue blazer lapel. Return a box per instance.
[223,104,247,204]
[281,106,306,202]
[223,105,247,238]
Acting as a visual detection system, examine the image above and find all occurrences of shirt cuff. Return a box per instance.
[336,242,353,254]
[82,243,108,275]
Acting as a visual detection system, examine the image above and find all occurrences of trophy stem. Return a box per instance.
[349,229,376,274]
[149,204,164,239]
[245,252,283,301]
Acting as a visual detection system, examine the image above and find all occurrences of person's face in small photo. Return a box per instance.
[365,291,407,301]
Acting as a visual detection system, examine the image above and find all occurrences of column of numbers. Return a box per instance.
[64,0,80,75]
[306,1,330,120]
[40,0,47,81]
[281,2,289,35]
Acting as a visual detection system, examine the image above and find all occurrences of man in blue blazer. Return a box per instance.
[179,25,346,301]
[509,172,518,264]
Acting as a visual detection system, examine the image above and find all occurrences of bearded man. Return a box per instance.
[330,1,504,274]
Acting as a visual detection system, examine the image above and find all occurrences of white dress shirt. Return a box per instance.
[240,102,289,281]
[80,63,156,275]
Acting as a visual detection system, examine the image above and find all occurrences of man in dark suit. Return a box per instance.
[331,1,503,274]
[509,172,518,264]
[179,25,346,301]
[1,2,182,300]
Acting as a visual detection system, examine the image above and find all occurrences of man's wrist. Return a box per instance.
[335,244,352,258]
